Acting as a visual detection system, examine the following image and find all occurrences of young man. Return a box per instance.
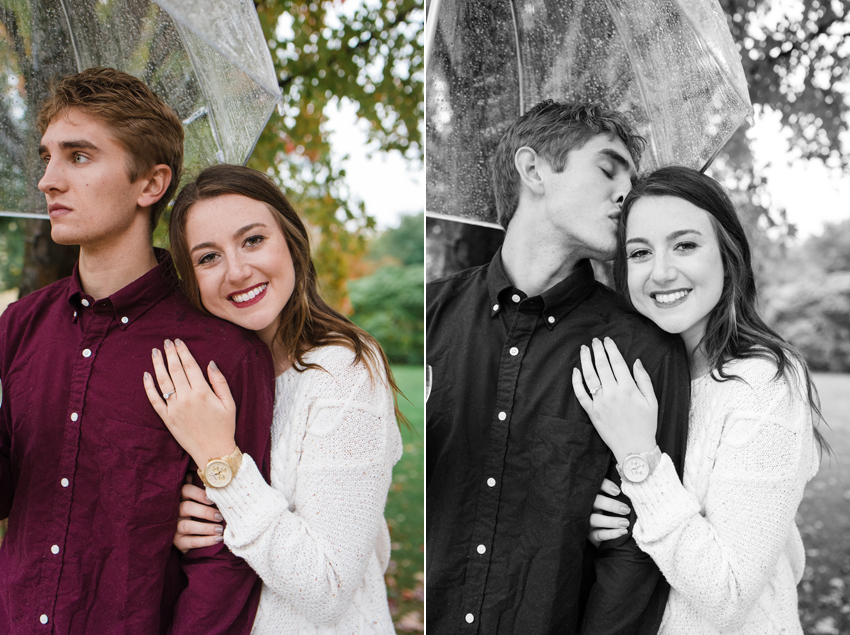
[0,68,275,634]
[426,100,691,634]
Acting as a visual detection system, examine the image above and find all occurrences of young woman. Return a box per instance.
[141,165,403,634]
[571,166,825,633]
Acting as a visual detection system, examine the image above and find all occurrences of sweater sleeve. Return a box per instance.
[622,362,818,630]
[206,350,401,626]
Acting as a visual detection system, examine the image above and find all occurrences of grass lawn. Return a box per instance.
[798,372,850,634]
[385,364,425,631]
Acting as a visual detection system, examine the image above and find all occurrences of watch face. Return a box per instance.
[205,459,233,488]
[624,456,650,483]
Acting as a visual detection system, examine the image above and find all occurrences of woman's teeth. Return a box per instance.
[654,289,689,304]
[232,284,267,303]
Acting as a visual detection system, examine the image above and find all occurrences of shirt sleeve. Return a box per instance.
[207,352,401,626]
[0,311,12,519]
[622,366,816,630]
[580,338,691,635]
[168,344,275,635]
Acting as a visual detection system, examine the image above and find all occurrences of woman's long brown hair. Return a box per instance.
[169,164,407,425]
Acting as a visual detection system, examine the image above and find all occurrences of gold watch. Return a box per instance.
[616,445,662,484]
[198,446,243,488]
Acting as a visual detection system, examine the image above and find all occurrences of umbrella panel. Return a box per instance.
[0,0,280,218]
[426,0,752,227]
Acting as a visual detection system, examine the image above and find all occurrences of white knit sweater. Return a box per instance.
[622,356,819,634]
[206,345,403,634]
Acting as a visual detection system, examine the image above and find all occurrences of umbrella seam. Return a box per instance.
[58,0,83,73]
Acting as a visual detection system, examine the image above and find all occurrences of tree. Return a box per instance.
[367,211,424,266]
[248,0,423,310]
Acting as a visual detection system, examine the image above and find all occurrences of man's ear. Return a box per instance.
[137,164,173,209]
[514,147,545,196]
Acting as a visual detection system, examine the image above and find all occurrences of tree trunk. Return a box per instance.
[18,219,78,298]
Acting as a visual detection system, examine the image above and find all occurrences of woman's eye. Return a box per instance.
[675,241,698,252]
[627,248,650,260]
[245,235,264,247]
[197,252,217,265]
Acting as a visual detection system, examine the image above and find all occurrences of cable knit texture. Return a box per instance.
[206,345,403,634]
[622,356,819,634]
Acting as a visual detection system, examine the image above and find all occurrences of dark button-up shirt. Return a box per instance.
[0,249,274,635]
[426,251,690,635]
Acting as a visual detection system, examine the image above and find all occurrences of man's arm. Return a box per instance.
[580,338,690,635]
[167,344,274,635]
[0,315,14,519]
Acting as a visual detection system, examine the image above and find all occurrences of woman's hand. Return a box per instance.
[174,476,225,553]
[571,337,658,464]
[142,338,237,468]
[589,478,631,547]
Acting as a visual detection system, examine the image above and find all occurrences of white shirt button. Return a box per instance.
[73,311,77,318]
[548,316,555,324]
[70,413,78,422]
[511,294,521,303]
[61,478,69,488]
[498,411,507,421]
[477,544,486,554]
[81,299,89,307]
[487,478,496,487]
[51,545,59,555]
[465,613,474,624]
[492,304,499,312]
[509,347,519,356]
[40,614,48,624]
[121,317,129,324]
[82,349,91,358]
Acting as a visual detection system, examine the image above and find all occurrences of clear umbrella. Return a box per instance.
[0,0,282,219]
[426,0,753,228]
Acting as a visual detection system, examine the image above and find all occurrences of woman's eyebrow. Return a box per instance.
[625,229,704,245]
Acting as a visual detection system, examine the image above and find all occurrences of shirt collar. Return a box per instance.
[66,248,179,328]
[488,248,598,328]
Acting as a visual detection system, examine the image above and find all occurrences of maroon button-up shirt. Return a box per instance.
[0,249,274,634]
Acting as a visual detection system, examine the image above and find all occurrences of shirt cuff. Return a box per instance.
[621,453,701,544]
[205,453,290,546]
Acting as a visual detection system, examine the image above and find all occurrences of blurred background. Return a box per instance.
[425,0,850,631]
[0,0,425,630]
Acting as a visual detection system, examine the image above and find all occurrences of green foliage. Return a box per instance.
[249,0,423,311]
[0,218,24,290]
[368,211,423,265]
[348,263,423,364]
[385,364,424,630]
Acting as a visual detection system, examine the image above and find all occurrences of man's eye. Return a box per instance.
[73,154,89,164]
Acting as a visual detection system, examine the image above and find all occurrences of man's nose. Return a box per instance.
[38,158,64,194]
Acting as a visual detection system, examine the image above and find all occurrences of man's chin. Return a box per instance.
[49,226,81,247]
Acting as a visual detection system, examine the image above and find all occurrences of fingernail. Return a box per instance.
[144,372,150,381]
[610,484,620,495]
[164,339,173,348]
[214,513,223,521]
[581,345,588,352]
[635,359,643,368]
[215,526,223,534]
[618,528,628,535]
[205,497,213,505]
[604,337,612,343]
[152,348,159,357]
[618,519,630,527]
[209,360,219,372]
[620,505,630,514]
[214,536,224,543]
[175,338,183,347]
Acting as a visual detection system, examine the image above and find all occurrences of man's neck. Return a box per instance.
[501,211,585,297]
[78,231,158,301]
